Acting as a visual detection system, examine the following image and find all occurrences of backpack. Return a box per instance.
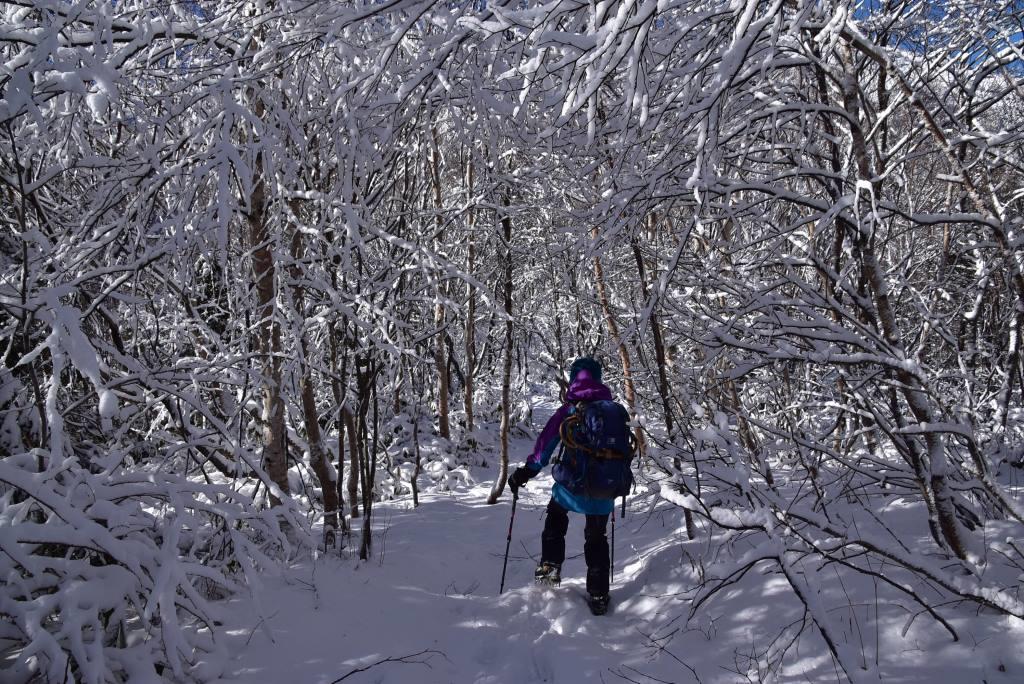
[553,399,637,500]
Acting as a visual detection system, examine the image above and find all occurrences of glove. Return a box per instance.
[508,466,535,493]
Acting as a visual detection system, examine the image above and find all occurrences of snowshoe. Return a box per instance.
[588,593,610,616]
[534,562,561,586]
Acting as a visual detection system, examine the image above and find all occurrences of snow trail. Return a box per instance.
[217,470,671,683]
[215,402,1024,684]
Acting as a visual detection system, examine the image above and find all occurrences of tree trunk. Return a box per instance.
[632,224,673,439]
[328,319,349,532]
[487,193,514,505]
[464,158,477,436]
[345,405,359,519]
[412,396,422,508]
[429,124,451,439]
[592,228,645,457]
[632,223,693,538]
[288,226,339,540]
[246,155,289,506]
[857,234,970,559]
[357,356,376,560]
[838,48,969,558]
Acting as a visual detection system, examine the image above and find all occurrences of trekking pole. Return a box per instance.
[610,504,616,583]
[499,489,519,594]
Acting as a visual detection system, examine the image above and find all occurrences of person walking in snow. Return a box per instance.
[508,357,635,616]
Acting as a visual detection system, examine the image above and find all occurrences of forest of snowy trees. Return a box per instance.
[2,0,1024,681]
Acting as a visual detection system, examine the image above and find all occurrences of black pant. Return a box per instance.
[540,498,610,596]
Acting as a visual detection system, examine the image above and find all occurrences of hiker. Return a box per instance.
[508,357,634,616]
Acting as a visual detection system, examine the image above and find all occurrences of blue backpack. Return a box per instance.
[553,400,637,500]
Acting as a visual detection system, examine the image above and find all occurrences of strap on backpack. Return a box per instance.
[560,404,634,461]
[551,440,566,465]
[559,408,585,452]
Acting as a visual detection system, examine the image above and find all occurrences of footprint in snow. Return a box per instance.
[530,649,555,682]
[474,635,499,665]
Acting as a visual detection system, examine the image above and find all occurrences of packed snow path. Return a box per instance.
[217,470,692,684]
[213,388,711,684]
[215,404,1024,684]
[216,482,1024,683]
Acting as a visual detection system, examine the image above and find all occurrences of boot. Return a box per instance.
[588,593,610,616]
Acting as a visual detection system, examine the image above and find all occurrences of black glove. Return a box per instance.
[508,466,535,493]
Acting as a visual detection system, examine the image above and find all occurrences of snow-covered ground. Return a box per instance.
[209,403,1024,684]
[216,467,709,684]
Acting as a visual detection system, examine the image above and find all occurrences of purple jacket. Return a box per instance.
[526,369,613,471]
